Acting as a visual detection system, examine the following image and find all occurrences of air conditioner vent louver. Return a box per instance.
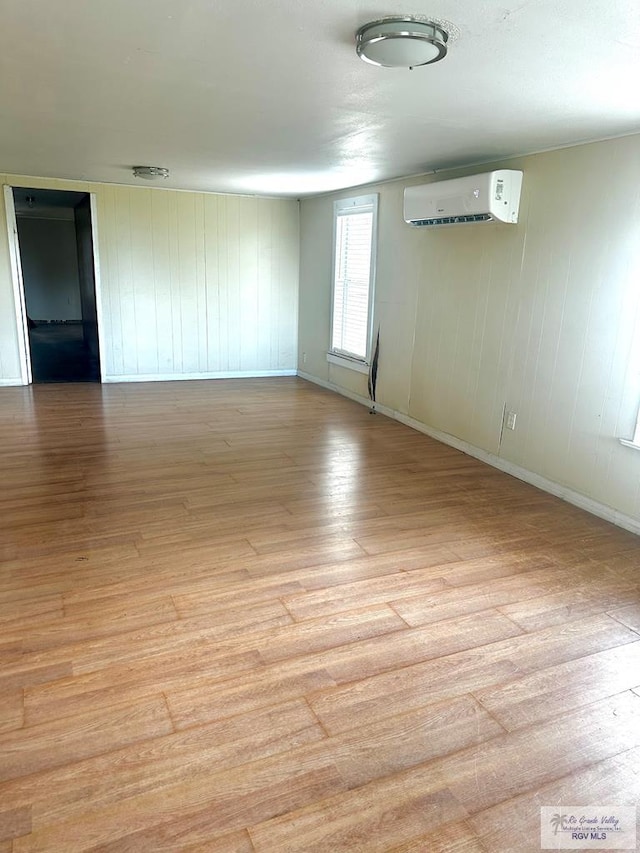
[410,213,493,227]
[404,170,523,228]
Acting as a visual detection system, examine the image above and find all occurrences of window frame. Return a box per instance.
[620,408,640,450]
[328,193,378,370]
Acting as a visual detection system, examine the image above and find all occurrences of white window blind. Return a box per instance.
[331,195,377,362]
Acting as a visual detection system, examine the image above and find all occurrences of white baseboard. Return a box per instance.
[298,370,640,537]
[0,378,24,386]
[104,369,297,383]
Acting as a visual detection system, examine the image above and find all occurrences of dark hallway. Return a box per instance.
[14,187,101,384]
[28,322,100,382]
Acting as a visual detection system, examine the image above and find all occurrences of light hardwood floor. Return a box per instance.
[0,377,639,852]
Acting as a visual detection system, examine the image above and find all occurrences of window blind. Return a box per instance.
[331,205,374,360]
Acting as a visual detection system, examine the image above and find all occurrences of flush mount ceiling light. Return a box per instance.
[132,166,170,180]
[356,17,449,69]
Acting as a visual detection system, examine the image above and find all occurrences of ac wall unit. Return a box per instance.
[403,169,523,227]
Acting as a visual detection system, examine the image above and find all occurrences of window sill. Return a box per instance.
[620,439,640,451]
[326,352,369,375]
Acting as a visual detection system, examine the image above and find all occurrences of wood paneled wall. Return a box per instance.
[0,176,299,383]
[298,135,640,523]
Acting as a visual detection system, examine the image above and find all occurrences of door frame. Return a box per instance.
[4,186,31,384]
[3,185,106,384]
[88,193,106,383]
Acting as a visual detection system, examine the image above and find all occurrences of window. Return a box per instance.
[620,331,640,450]
[330,194,377,367]
[624,407,640,448]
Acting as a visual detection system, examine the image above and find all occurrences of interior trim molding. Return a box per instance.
[104,369,297,383]
[326,352,370,374]
[0,378,24,386]
[297,369,640,538]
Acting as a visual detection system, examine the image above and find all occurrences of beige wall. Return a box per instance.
[298,135,640,522]
[0,176,299,382]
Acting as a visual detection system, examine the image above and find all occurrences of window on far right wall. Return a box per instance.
[620,400,640,449]
[330,194,378,367]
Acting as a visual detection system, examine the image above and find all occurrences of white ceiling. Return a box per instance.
[1,0,639,197]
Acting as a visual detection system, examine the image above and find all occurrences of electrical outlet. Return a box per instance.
[506,411,517,430]
[302,352,307,364]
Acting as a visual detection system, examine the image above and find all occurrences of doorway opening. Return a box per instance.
[12,187,101,383]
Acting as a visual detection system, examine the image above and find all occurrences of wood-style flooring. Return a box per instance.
[0,377,639,852]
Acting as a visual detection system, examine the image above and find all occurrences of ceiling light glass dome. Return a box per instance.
[132,166,170,180]
[356,18,449,68]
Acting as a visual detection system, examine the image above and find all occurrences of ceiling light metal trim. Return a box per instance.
[132,166,170,180]
[356,17,449,68]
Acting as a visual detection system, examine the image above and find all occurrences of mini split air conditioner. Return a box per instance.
[403,169,523,227]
